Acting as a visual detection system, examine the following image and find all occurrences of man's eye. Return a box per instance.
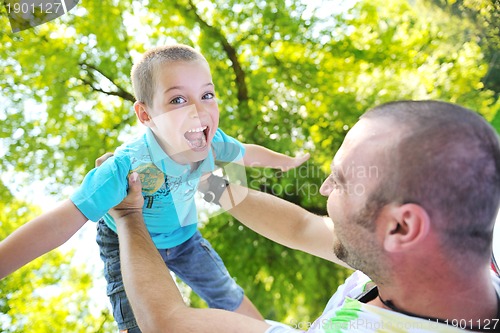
[170,97,186,104]
[329,175,341,189]
[202,92,215,100]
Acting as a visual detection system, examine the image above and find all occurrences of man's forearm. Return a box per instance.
[116,213,186,332]
[112,174,272,333]
[116,211,273,333]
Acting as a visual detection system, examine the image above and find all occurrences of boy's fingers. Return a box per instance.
[300,152,311,163]
[95,152,114,167]
[281,152,310,172]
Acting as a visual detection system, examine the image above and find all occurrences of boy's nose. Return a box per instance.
[189,103,208,118]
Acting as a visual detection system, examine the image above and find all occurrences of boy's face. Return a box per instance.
[137,59,220,165]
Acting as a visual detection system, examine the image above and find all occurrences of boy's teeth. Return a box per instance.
[184,126,208,150]
[187,126,207,133]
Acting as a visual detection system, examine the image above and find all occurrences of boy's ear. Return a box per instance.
[134,101,153,126]
[382,203,430,253]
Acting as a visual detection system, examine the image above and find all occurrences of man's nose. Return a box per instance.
[319,180,332,197]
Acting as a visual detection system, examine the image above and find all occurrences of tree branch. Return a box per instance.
[79,62,135,102]
[79,76,136,135]
[175,0,249,106]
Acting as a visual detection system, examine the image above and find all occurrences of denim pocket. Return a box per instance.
[199,237,227,275]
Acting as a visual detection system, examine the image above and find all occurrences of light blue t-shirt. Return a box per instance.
[71,128,245,249]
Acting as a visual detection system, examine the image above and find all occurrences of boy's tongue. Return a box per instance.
[184,131,207,149]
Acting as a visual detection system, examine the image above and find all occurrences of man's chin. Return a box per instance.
[333,241,348,262]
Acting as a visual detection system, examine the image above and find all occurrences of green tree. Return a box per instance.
[420,0,500,94]
[0,184,114,332]
[1,0,498,327]
[417,0,500,131]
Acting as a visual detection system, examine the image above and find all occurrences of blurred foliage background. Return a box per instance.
[0,0,499,331]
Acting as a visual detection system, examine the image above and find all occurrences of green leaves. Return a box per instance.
[2,0,495,190]
[0,189,115,332]
[195,216,351,323]
[1,0,498,328]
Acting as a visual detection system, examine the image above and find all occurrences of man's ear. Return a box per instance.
[382,203,430,253]
[134,101,153,126]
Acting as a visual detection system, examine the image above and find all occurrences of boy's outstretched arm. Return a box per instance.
[0,200,88,278]
[242,144,310,171]
[202,176,349,268]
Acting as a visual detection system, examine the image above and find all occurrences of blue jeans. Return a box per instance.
[96,219,244,332]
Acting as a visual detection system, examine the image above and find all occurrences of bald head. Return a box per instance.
[361,100,500,259]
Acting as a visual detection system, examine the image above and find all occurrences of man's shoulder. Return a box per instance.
[315,296,462,332]
[325,271,372,307]
[312,271,466,333]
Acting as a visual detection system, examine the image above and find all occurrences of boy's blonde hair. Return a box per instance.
[131,44,205,107]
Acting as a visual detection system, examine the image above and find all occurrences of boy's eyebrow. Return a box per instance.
[163,83,214,94]
[164,86,183,94]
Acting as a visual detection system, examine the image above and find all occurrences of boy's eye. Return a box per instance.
[202,92,215,100]
[170,96,186,104]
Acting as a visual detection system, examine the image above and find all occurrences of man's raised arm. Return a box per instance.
[111,173,272,333]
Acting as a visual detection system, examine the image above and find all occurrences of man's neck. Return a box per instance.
[368,267,498,323]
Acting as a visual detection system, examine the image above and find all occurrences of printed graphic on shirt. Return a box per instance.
[131,163,188,208]
[131,163,164,195]
[164,174,183,195]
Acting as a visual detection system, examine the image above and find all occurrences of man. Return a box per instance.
[109,100,500,332]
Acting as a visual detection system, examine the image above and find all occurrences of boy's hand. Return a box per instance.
[109,172,144,221]
[281,152,310,172]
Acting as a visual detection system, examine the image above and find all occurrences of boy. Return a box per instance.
[0,44,309,332]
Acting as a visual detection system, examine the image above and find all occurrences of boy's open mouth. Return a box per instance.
[184,126,209,151]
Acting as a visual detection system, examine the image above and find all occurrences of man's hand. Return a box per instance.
[108,172,144,221]
[95,152,144,220]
